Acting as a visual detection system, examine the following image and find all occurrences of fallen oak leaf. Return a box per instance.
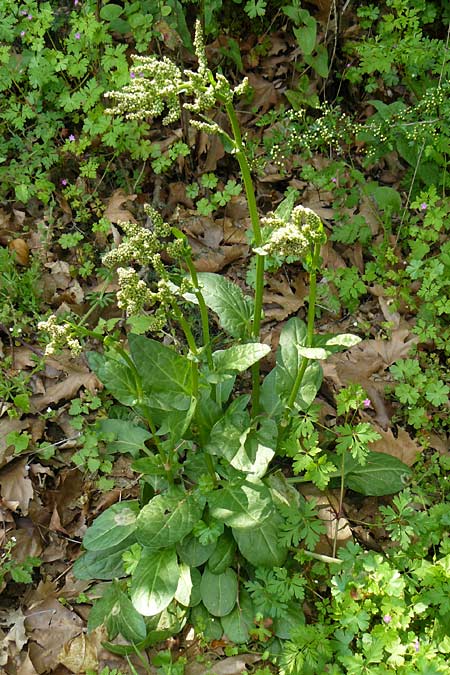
[0,460,34,515]
[369,424,424,467]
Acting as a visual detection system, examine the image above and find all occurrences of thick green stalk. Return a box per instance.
[224,101,265,414]
[286,242,321,411]
[185,255,214,370]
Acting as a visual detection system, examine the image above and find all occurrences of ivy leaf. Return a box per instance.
[130,547,179,616]
[197,273,254,339]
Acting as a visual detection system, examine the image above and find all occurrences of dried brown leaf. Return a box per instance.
[9,238,30,266]
[57,630,100,673]
[104,189,137,224]
[0,608,28,652]
[263,275,306,322]
[25,598,84,674]
[30,367,99,412]
[17,653,39,675]
[0,418,29,468]
[0,460,34,515]
[186,654,261,675]
[370,425,424,466]
[247,73,279,113]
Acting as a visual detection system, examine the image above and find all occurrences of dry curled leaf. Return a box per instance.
[104,188,137,224]
[0,460,34,515]
[369,425,424,466]
[9,238,30,266]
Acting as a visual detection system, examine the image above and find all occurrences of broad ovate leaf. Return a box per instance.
[130,547,179,616]
[87,351,139,406]
[177,534,216,567]
[88,582,146,642]
[343,451,412,496]
[83,501,140,551]
[73,535,135,580]
[221,590,255,643]
[136,488,202,550]
[128,334,192,409]
[197,273,254,339]
[97,419,151,458]
[200,568,238,617]
[208,480,273,529]
[232,511,288,567]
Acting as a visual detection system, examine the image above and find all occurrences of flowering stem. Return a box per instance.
[286,242,321,411]
[224,101,265,415]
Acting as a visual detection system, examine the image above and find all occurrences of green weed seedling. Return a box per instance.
[40,21,414,670]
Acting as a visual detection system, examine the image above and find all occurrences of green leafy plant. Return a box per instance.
[39,21,411,658]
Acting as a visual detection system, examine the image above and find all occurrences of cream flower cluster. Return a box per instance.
[258,205,326,258]
[38,315,82,356]
[105,20,249,130]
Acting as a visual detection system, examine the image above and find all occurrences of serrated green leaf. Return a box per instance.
[198,273,254,339]
[88,582,146,642]
[208,480,273,529]
[221,590,255,643]
[343,451,412,496]
[136,488,202,549]
[130,547,179,616]
[200,568,238,617]
[232,511,288,567]
[83,501,140,551]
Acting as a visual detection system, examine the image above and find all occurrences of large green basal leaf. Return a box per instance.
[232,511,288,567]
[83,500,140,551]
[200,568,238,617]
[275,317,323,409]
[296,332,361,360]
[88,582,147,643]
[177,533,216,567]
[128,334,192,409]
[136,488,202,549]
[197,272,254,339]
[97,419,151,458]
[130,547,179,616]
[87,351,139,406]
[221,590,255,643]
[343,451,412,496]
[73,535,135,580]
[208,481,273,530]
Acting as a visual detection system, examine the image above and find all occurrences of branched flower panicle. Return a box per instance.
[258,205,326,258]
[116,267,156,315]
[105,20,250,132]
[103,220,162,268]
[38,315,82,356]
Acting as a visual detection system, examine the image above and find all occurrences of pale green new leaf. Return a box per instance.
[212,343,270,377]
[197,272,254,339]
[130,547,179,616]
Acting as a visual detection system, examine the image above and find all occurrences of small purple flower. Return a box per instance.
[420,202,427,210]
[413,639,419,652]
[383,614,391,624]
[20,30,26,36]
[61,178,68,186]
[130,71,136,79]
[139,71,144,77]
[68,134,76,142]
[27,13,33,19]
[363,398,371,408]
[20,10,28,15]
[331,177,337,183]
[74,32,81,39]
[74,0,79,5]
